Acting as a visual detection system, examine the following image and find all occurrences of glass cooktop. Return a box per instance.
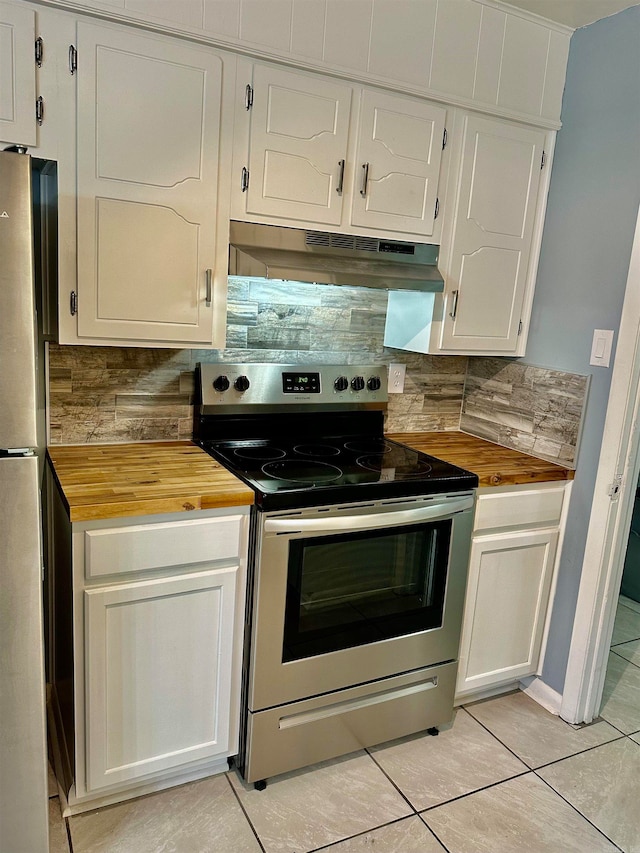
[202,436,478,509]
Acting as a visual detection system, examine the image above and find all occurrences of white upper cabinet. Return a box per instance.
[234,62,447,240]
[384,112,549,356]
[440,114,547,353]
[243,64,352,226]
[61,0,570,126]
[0,1,36,146]
[350,90,446,238]
[75,21,224,345]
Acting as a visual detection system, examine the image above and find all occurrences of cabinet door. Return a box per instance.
[76,22,222,344]
[350,90,446,238]
[0,1,36,146]
[457,528,558,695]
[245,65,352,225]
[441,115,546,352]
[84,566,236,791]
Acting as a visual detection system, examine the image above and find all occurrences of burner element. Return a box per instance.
[344,439,393,454]
[234,446,286,461]
[294,444,341,458]
[262,460,343,484]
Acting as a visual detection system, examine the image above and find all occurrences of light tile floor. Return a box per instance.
[47,598,640,853]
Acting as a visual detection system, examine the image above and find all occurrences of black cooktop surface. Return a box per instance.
[201,435,478,509]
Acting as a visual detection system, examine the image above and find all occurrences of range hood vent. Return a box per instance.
[228,221,444,293]
[305,231,379,253]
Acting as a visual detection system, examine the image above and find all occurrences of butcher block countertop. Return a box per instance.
[387,431,575,488]
[47,441,254,522]
[48,432,574,523]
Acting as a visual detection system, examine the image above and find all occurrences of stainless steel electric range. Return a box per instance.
[194,362,478,788]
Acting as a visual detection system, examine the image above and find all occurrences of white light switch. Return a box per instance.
[590,329,614,368]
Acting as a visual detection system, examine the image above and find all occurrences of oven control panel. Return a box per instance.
[198,363,388,409]
[282,372,321,394]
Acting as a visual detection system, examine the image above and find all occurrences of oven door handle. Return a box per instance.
[263,496,474,534]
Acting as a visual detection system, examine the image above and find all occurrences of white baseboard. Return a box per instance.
[62,757,230,816]
[455,680,520,707]
[520,675,562,715]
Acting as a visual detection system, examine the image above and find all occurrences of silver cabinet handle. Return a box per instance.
[205,269,212,307]
[241,167,249,192]
[336,159,345,195]
[360,162,369,197]
[449,289,459,320]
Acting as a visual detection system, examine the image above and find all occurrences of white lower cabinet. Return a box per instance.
[84,566,237,792]
[456,482,569,700]
[47,484,250,812]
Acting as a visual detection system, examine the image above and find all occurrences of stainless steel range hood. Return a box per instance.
[228,221,444,292]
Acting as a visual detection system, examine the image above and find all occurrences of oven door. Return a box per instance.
[248,493,475,711]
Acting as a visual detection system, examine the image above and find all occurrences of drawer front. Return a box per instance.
[85,514,244,579]
[474,485,565,534]
[245,662,457,784]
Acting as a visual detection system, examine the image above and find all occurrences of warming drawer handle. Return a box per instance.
[279,677,438,730]
[263,496,474,535]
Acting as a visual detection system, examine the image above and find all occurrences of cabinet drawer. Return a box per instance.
[85,514,244,579]
[474,485,565,534]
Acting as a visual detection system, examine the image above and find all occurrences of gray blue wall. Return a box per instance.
[523,5,640,693]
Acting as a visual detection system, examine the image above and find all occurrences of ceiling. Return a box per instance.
[503,0,640,28]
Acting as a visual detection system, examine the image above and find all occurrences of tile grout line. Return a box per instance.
[224,772,267,853]
[364,746,420,815]
[225,755,440,853]
[609,646,640,670]
[533,771,625,852]
[64,813,74,853]
[460,702,630,773]
[417,768,532,814]
[529,731,628,772]
[459,704,538,770]
[306,815,441,853]
[416,811,454,853]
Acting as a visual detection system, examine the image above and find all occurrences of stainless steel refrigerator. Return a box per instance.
[0,151,50,852]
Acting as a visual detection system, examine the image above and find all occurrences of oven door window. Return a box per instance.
[283,520,451,662]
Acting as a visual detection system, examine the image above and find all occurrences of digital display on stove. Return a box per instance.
[282,372,321,394]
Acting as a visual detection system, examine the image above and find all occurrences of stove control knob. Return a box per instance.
[351,376,365,392]
[334,376,349,392]
[367,376,381,391]
[234,375,250,393]
[213,375,230,393]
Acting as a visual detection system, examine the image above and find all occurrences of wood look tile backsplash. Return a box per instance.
[48,278,466,445]
[461,358,589,467]
[48,278,588,468]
